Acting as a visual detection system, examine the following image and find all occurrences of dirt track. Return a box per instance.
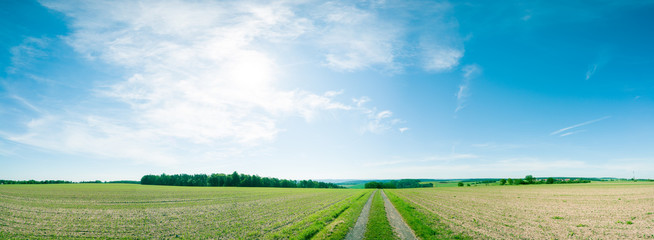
[381,190,418,240]
[345,190,376,240]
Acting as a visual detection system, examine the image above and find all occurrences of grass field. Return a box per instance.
[0,184,370,239]
[389,182,654,239]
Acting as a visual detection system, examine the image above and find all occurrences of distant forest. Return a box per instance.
[140,172,344,188]
[364,179,432,189]
[0,180,73,185]
[0,180,140,185]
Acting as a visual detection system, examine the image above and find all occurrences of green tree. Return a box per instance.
[546,177,555,184]
[365,181,383,189]
[458,182,464,187]
[230,171,240,186]
[507,178,514,185]
[525,175,534,184]
[382,182,397,189]
[499,179,507,185]
[251,175,261,187]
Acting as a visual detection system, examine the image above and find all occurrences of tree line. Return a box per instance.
[0,180,72,185]
[140,172,344,188]
[496,175,591,185]
[0,180,142,185]
[364,179,433,189]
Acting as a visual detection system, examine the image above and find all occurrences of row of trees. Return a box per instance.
[497,175,591,185]
[141,172,343,188]
[364,179,433,189]
[0,180,72,185]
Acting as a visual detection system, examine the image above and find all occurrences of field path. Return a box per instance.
[381,190,418,240]
[345,190,377,240]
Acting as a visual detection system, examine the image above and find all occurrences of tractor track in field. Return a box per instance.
[381,190,418,240]
[345,190,376,240]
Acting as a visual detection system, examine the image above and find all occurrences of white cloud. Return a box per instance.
[585,50,610,80]
[350,97,403,134]
[324,90,344,97]
[313,1,463,72]
[9,95,42,113]
[423,48,463,72]
[417,3,464,72]
[353,97,371,107]
[559,130,586,137]
[7,0,368,165]
[455,64,481,112]
[7,37,50,73]
[363,109,398,134]
[550,116,610,136]
[53,0,343,145]
[585,64,598,80]
[317,2,400,72]
[2,0,470,165]
[376,110,393,119]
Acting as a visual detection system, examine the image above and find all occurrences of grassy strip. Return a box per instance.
[311,190,374,240]
[385,190,471,240]
[266,190,372,240]
[364,191,396,240]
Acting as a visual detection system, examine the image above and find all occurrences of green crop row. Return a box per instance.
[385,190,470,240]
[364,190,396,240]
[266,190,373,240]
[311,190,374,240]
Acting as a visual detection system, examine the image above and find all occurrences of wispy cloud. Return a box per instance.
[9,95,42,113]
[317,2,401,72]
[7,37,49,73]
[585,64,598,80]
[352,97,405,134]
[550,116,610,136]
[423,48,463,72]
[585,50,610,80]
[315,1,463,73]
[455,64,481,112]
[362,109,399,134]
[352,97,371,107]
[559,130,586,137]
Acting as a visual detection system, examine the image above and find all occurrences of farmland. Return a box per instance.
[0,184,370,239]
[388,182,654,239]
[2,182,654,239]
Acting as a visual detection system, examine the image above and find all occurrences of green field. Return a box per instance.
[0,184,370,239]
[2,182,654,239]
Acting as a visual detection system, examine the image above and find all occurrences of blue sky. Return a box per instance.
[2,0,654,181]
